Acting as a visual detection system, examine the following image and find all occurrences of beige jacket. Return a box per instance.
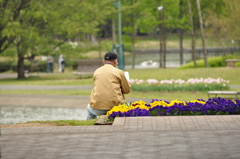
[90,64,131,110]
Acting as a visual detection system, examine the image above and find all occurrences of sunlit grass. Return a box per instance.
[125,90,209,101]
[126,67,240,85]
[0,73,93,85]
[0,67,239,101]
[1,68,240,85]
[27,119,97,126]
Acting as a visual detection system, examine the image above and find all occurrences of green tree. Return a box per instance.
[177,0,191,66]
[139,0,180,68]
[196,0,208,67]
[1,0,113,78]
[187,0,226,67]
[121,0,143,69]
[205,0,240,47]
[187,0,197,67]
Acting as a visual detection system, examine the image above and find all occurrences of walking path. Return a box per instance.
[1,115,240,159]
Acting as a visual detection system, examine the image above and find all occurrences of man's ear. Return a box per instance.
[115,59,118,66]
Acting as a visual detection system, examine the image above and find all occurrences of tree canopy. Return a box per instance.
[0,0,237,78]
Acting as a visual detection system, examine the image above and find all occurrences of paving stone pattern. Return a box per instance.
[1,115,240,159]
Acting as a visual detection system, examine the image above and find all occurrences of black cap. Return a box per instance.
[104,52,118,61]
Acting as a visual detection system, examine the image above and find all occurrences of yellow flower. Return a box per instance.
[106,104,129,117]
[129,100,149,110]
[167,100,186,107]
[106,99,207,117]
[188,99,206,105]
[150,100,168,108]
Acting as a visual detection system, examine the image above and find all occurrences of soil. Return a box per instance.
[0,123,57,129]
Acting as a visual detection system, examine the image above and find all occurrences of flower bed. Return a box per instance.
[106,97,240,120]
[129,78,230,91]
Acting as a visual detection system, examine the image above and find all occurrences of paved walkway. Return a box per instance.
[1,115,240,159]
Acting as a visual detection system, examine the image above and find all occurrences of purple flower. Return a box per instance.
[108,97,240,120]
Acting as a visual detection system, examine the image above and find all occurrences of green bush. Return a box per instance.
[37,60,48,72]
[11,60,48,72]
[64,59,78,70]
[226,53,240,67]
[0,60,14,72]
[10,59,78,72]
[208,56,226,67]
[11,61,31,72]
[123,43,132,52]
[225,54,240,59]
[179,56,235,69]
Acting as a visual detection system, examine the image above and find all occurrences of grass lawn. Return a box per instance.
[0,67,239,101]
[126,67,240,84]
[28,119,97,126]
[125,90,209,101]
[1,67,239,84]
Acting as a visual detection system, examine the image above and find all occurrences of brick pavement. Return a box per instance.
[1,115,240,159]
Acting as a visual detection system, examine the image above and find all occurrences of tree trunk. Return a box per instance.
[159,11,163,68]
[159,37,163,68]
[17,54,25,79]
[178,0,184,66]
[15,37,27,79]
[162,9,166,68]
[130,0,136,69]
[112,19,116,42]
[131,30,136,69]
[178,29,184,65]
[163,39,167,68]
[98,36,102,59]
[97,26,102,59]
[196,0,208,67]
[187,0,197,67]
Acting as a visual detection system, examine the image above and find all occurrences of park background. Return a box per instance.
[0,0,240,125]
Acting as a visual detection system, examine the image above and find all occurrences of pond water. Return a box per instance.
[0,105,87,125]
[124,51,228,68]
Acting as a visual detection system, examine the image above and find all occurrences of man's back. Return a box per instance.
[90,64,130,110]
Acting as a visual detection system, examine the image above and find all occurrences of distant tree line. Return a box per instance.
[0,0,239,78]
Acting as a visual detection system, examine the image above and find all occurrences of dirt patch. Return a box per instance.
[0,122,57,129]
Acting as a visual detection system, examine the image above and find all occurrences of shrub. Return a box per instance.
[12,60,47,72]
[0,60,14,72]
[37,60,48,72]
[11,61,31,72]
[123,43,132,52]
[179,56,226,68]
[64,59,78,70]
[236,62,240,67]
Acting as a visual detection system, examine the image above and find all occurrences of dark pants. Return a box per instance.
[47,63,53,73]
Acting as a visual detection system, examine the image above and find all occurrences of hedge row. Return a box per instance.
[179,55,240,69]
[0,60,78,73]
